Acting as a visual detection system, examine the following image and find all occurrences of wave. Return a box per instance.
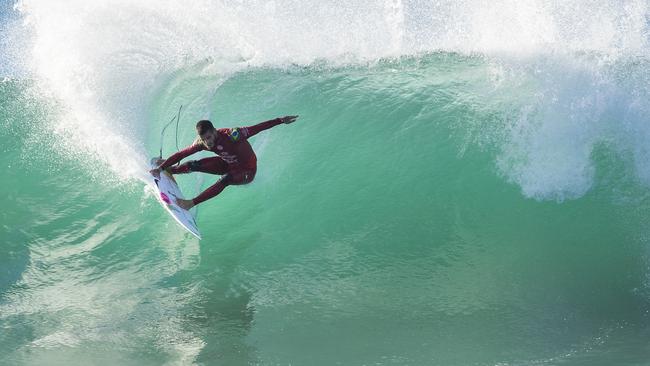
[5,0,650,200]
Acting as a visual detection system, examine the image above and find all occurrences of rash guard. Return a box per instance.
[159,117,283,171]
[158,117,284,204]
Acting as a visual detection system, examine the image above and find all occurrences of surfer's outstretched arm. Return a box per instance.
[159,143,204,169]
[150,142,203,177]
[240,115,299,138]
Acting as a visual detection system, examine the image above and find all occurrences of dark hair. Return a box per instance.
[196,120,214,135]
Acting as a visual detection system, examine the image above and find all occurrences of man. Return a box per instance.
[150,115,299,210]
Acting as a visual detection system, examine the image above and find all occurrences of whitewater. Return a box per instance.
[2,0,650,365]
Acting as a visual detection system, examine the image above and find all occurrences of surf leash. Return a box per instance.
[175,104,182,153]
[158,104,183,159]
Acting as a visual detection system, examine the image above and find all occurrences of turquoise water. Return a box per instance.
[3,1,650,365]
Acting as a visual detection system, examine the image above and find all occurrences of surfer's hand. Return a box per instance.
[176,198,195,210]
[281,115,299,124]
[150,168,161,178]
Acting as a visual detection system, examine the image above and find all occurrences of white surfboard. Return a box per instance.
[149,158,202,239]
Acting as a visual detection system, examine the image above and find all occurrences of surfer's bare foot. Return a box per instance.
[176,198,195,210]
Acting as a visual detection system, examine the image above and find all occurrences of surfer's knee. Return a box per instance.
[225,170,255,186]
[244,171,255,183]
[220,174,233,186]
[188,160,201,172]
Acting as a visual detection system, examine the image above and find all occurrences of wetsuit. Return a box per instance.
[158,118,284,205]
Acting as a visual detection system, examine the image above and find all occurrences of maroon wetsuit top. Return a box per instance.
[159,117,284,204]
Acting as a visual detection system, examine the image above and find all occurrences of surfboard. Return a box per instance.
[149,158,202,239]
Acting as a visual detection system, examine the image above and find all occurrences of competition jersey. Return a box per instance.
[159,118,283,171]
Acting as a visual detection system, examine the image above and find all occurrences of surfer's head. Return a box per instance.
[196,120,216,149]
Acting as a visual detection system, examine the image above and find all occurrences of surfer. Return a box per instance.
[150,116,299,209]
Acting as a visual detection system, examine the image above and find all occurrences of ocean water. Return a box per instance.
[2,1,650,365]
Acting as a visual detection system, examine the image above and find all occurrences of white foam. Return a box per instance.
[493,52,650,200]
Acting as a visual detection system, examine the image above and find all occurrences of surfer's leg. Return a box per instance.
[227,168,256,186]
[169,157,228,175]
[191,168,256,205]
[192,176,229,205]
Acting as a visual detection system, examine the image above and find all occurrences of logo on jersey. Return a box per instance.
[228,128,241,142]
